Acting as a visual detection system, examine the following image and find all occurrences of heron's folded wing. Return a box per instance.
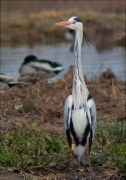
[64,95,73,147]
[87,96,97,138]
[64,95,73,130]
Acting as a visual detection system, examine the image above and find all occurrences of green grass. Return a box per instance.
[0,124,70,171]
[0,121,126,177]
[92,120,126,177]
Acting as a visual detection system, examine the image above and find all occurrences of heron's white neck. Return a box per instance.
[72,28,89,109]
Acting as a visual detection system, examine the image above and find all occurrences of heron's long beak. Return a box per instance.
[55,21,71,27]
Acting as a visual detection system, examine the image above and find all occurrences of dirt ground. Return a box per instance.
[0,68,125,133]
[0,68,126,180]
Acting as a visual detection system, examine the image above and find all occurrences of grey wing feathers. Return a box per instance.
[63,95,73,130]
[87,98,97,139]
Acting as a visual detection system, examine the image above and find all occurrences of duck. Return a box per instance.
[0,73,21,90]
[19,55,63,76]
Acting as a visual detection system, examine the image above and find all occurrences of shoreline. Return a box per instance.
[1,11,125,49]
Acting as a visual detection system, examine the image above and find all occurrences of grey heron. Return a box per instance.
[56,17,97,178]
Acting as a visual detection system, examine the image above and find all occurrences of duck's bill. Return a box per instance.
[55,21,71,27]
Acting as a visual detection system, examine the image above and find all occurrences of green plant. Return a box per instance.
[0,124,70,171]
[91,120,126,178]
[0,121,126,178]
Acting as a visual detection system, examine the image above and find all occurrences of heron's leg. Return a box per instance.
[86,137,94,178]
[71,139,75,177]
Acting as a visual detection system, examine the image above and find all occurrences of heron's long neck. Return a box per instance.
[72,29,88,109]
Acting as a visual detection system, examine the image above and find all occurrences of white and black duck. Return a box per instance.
[0,73,20,90]
[19,55,63,76]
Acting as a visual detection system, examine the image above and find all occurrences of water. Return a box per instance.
[0,43,125,82]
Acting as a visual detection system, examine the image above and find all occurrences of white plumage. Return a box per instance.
[64,93,96,164]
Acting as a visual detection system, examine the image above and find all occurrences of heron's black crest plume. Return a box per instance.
[83,31,94,47]
[73,17,82,22]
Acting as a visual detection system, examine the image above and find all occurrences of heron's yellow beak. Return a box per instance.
[55,21,71,27]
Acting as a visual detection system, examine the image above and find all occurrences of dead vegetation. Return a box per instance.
[1,2,125,48]
[1,1,125,14]
[0,69,125,135]
[0,70,126,180]
[0,2,126,179]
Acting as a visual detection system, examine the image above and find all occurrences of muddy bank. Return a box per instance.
[0,69,126,180]
[0,69,125,135]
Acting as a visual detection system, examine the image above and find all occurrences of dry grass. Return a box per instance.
[0,70,126,179]
[0,69,125,135]
[1,1,125,14]
[1,2,125,47]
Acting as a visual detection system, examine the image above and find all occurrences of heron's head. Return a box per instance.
[55,16,83,30]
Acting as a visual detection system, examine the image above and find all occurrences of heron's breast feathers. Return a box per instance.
[72,108,88,140]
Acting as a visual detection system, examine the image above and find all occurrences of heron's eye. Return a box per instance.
[72,20,76,24]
